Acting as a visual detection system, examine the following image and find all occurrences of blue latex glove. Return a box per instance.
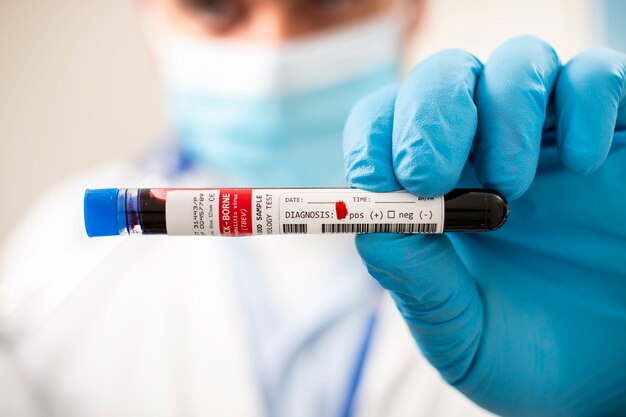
[344,36,626,416]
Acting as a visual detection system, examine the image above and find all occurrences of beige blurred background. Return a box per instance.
[0,0,609,243]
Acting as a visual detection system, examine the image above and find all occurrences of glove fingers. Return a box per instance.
[473,36,561,201]
[356,233,482,384]
[346,53,484,383]
[392,49,483,197]
[344,85,402,192]
[555,48,626,174]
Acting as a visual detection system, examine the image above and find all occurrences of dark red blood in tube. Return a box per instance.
[126,188,508,235]
[139,189,167,234]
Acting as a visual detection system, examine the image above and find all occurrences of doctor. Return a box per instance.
[1,0,626,416]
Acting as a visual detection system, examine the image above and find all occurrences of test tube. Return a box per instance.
[84,188,508,237]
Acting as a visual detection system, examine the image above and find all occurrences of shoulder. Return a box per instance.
[0,163,139,320]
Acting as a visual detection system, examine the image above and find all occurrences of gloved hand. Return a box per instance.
[344,36,626,417]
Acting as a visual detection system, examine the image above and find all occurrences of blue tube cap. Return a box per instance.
[84,189,120,237]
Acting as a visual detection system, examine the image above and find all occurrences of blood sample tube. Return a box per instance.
[84,188,508,237]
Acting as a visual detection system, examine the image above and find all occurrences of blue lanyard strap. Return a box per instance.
[339,311,378,417]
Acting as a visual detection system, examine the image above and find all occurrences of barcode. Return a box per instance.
[321,223,438,234]
[283,224,308,234]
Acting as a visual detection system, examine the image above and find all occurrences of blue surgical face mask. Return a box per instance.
[157,17,401,187]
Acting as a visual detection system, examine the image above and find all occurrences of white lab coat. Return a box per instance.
[0,163,494,417]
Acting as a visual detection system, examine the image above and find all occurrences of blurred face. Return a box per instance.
[139,0,425,187]
[139,0,423,43]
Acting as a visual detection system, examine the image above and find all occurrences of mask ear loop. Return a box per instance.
[387,0,424,75]
[352,2,408,79]
[134,2,178,57]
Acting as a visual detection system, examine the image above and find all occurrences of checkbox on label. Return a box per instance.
[387,210,396,219]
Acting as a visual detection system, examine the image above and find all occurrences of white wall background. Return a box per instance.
[0,0,606,243]
[0,0,166,243]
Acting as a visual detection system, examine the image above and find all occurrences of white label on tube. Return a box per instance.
[166,188,444,236]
